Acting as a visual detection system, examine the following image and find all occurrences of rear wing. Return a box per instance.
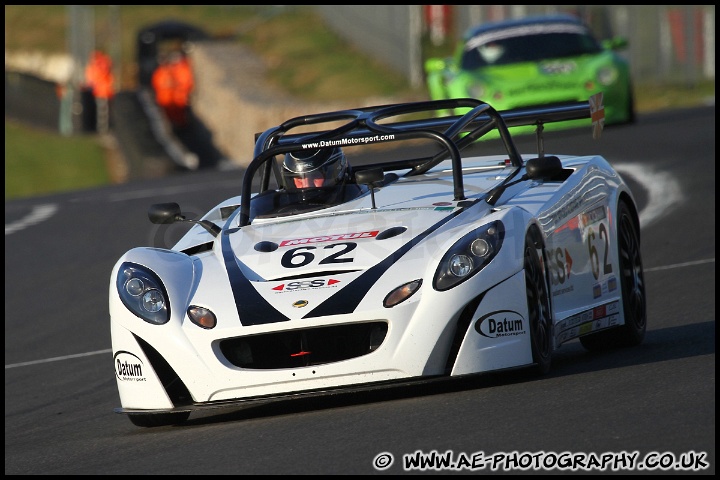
[253,93,605,159]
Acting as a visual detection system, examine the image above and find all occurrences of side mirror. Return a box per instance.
[355,168,385,209]
[355,168,384,186]
[424,57,447,74]
[149,202,182,224]
[148,202,221,237]
[602,36,629,51]
[525,156,563,180]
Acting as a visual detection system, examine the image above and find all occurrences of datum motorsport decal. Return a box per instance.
[114,351,147,382]
[475,310,527,338]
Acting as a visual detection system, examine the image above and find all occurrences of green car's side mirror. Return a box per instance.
[424,57,447,73]
[602,36,629,51]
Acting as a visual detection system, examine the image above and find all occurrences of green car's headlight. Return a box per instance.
[467,83,486,99]
[116,262,170,325]
[434,221,504,291]
[596,65,619,86]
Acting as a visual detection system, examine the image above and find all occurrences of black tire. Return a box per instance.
[128,411,190,428]
[524,227,552,375]
[580,200,646,351]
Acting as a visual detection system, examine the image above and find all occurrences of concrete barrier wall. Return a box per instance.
[5,40,407,171]
[188,40,409,168]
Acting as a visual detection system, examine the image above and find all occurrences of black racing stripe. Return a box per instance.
[303,204,478,319]
[221,231,290,326]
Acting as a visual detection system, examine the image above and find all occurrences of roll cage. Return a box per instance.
[238,97,598,227]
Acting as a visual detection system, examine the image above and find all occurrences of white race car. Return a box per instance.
[110,96,646,427]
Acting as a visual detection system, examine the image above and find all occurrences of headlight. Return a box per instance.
[596,66,619,86]
[116,262,170,324]
[434,221,504,291]
[467,83,486,99]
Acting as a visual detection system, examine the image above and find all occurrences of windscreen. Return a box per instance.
[461,22,603,69]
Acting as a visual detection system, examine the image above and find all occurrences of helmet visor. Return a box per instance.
[283,148,346,190]
[293,170,328,188]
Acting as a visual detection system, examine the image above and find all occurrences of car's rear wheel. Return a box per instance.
[580,200,646,351]
[524,227,552,375]
[128,411,190,428]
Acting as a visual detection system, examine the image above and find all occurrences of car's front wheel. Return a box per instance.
[128,411,190,428]
[524,226,552,375]
[580,200,646,351]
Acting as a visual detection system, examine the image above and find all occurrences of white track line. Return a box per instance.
[5,349,112,369]
[614,163,682,229]
[5,203,58,235]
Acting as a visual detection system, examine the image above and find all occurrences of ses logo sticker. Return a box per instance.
[475,310,526,338]
[114,351,147,382]
[272,278,341,292]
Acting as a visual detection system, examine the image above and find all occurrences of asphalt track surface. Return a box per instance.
[4,106,715,474]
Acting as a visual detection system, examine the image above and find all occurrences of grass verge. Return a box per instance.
[5,120,110,200]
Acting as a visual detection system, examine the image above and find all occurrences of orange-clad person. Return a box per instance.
[151,51,194,128]
[84,50,115,132]
[85,50,115,99]
[151,53,175,118]
[169,52,194,127]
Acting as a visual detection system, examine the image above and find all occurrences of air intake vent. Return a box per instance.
[220,322,388,369]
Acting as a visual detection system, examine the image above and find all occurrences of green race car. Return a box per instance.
[425,14,635,135]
